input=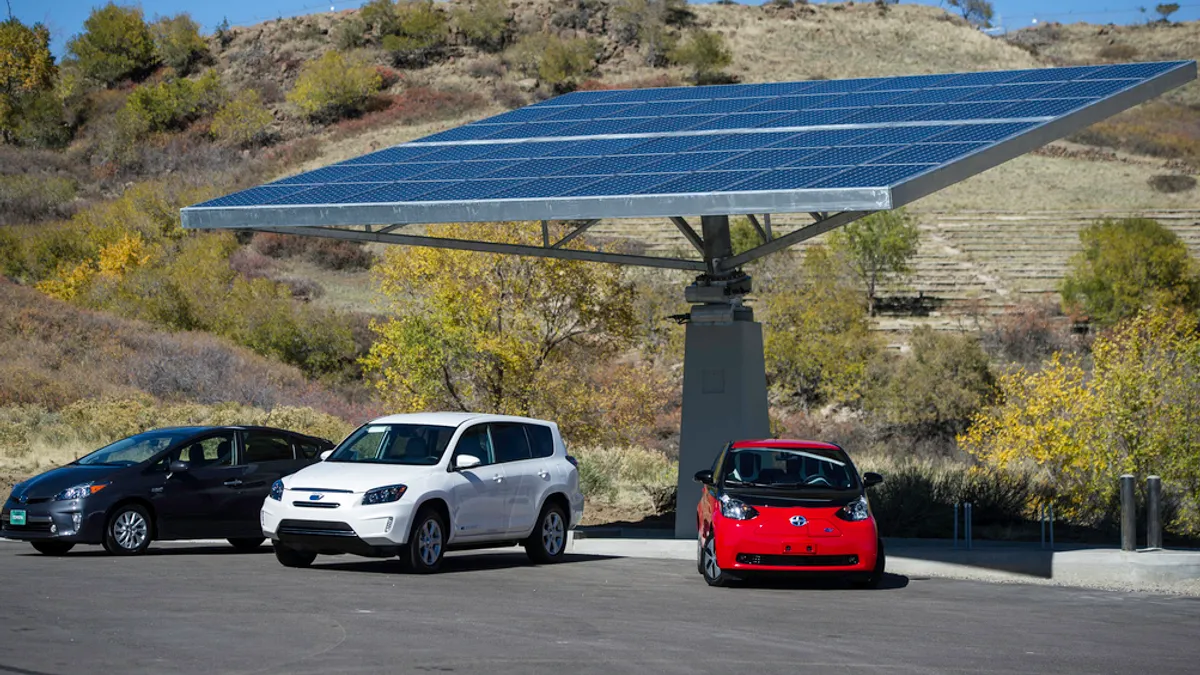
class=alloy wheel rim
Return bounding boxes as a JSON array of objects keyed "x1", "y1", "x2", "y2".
[
  {"x1": 418, "y1": 519, "x2": 442, "y2": 566},
  {"x1": 542, "y1": 512, "x2": 565, "y2": 555},
  {"x1": 114, "y1": 511, "x2": 147, "y2": 550},
  {"x1": 703, "y1": 536, "x2": 719, "y2": 580}
]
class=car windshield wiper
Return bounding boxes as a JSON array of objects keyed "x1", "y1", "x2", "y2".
[
  {"x1": 723, "y1": 479, "x2": 774, "y2": 488},
  {"x1": 770, "y1": 482, "x2": 852, "y2": 489}
]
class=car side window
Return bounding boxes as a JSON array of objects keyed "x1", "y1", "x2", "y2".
[
  {"x1": 294, "y1": 438, "x2": 326, "y2": 459},
  {"x1": 525, "y1": 424, "x2": 555, "y2": 459},
  {"x1": 490, "y1": 423, "x2": 532, "y2": 463},
  {"x1": 243, "y1": 431, "x2": 294, "y2": 463},
  {"x1": 454, "y1": 425, "x2": 494, "y2": 466},
  {"x1": 171, "y1": 433, "x2": 234, "y2": 469}
]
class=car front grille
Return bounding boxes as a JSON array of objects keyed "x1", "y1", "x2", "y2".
[
  {"x1": 292, "y1": 501, "x2": 340, "y2": 509},
  {"x1": 2, "y1": 521, "x2": 53, "y2": 533},
  {"x1": 736, "y1": 553, "x2": 859, "y2": 567},
  {"x1": 278, "y1": 519, "x2": 357, "y2": 537}
]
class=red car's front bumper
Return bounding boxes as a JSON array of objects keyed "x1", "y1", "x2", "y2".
[{"x1": 713, "y1": 506, "x2": 879, "y2": 574}]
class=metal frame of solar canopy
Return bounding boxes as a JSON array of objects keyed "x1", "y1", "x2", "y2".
[{"x1": 181, "y1": 60, "x2": 1196, "y2": 275}]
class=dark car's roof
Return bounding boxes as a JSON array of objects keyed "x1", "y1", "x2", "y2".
[
  {"x1": 730, "y1": 439, "x2": 843, "y2": 452},
  {"x1": 143, "y1": 426, "x2": 330, "y2": 441}
]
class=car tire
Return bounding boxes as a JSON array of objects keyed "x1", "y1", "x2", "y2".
[
  {"x1": 852, "y1": 538, "x2": 886, "y2": 589},
  {"x1": 402, "y1": 506, "x2": 446, "y2": 574},
  {"x1": 228, "y1": 537, "x2": 266, "y2": 552},
  {"x1": 700, "y1": 532, "x2": 735, "y2": 587},
  {"x1": 31, "y1": 541, "x2": 75, "y2": 556},
  {"x1": 103, "y1": 504, "x2": 153, "y2": 556},
  {"x1": 273, "y1": 542, "x2": 317, "y2": 568},
  {"x1": 525, "y1": 502, "x2": 568, "y2": 565}
]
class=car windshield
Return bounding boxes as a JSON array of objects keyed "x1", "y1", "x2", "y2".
[
  {"x1": 721, "y1": 447, "x2": 858, "y2": 490},
  {"x1": 326, "y1": 424, "x2": 455, "y2": 465},
  {"x1": 75, "y1": 429, "x2": 201, "y2": 467}
]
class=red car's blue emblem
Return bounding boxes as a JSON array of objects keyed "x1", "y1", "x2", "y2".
[{"x1": 789, "y1": 515, "x2": 807, "y2": 527}]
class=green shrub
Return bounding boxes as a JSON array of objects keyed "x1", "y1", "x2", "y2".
[
  {"x1": 1060, "y1": 218, "x2": 1200, "y2": 326},
  {"x1": 332, "y1": 16, "x2": 368, "y2": 50},
  {"x1": 360, "y1": 0, "x2": 402, "y2": 37},
  {"x1": 287, "y1": 51, "x2": 382, "y2": 123},
  {"x1": 452, "y1": 0, "x2": 509, "y2": 51},
  {"x1": 380, "y1": 1, "x2": 449, "y2": 67},
  {"x1": 150, "y1": 14, "x2": 209, "y2": 75},
  {"x1": 66, "y1": 3, "x2": 159, "y2": 86},
  {"x1": 0, "y1": 175, "x2": 77, "y2": 225},
  {"x1": 210, "y1": 89, "x2": 274, "y2": 147},
  {"x1": 118, "y1": 70, "x2": 225, "y2": 138},
  {"x1": 0, "y1": 17, "x2": 57, "y2": 144},
  {"x1": 506, "y1": 34, "x2": 596, "y2": 93},
  {"x1": 668, "y1": 29, "x2": 732, "y2": 84},
  {"x1": 11, "y1": 90, "x2": 72, "y2": 149}
]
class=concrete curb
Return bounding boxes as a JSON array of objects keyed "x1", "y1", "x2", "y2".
[{"x1": 567, "y1": 534, "x2": 1200, "y2": 595}]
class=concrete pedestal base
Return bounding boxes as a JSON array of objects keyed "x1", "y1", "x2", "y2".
[{"x1": 674, "y1": 319, "x2": 771, "y2": 538}]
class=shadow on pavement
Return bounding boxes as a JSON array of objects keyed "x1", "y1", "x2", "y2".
[
  {"x1": 18, "y1": 544, "x2": 273, "y2": 558},
  {"x1": 317, "y1": 551, "x2": 618, "y2": 575},
  {"x1": 736, "y1": 572, "x2": 910, "y2": 592}
]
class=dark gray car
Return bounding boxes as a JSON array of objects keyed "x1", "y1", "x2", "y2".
[{"x1": 1, "y1": 426, "x2": 332, "y2": 556}]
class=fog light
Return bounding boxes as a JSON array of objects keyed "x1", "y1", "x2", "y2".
[
  {"x1": 49, "y1": 524, "x2": 57, "y2": 534},
  {"x1": 72, "y1": 513, "x2": 82, "y2": 530},
  {"x1": 384, "y1": 517, "x2": 394, "y2": 533},
  {"x1": 849, "y1": 555, "x2": 858, "y2": 565}
]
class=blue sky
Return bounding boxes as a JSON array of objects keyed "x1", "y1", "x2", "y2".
[{"x1": 12, "y1": 0, "x2": 1200, "y2": 58}]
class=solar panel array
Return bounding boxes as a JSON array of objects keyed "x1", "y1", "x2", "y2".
[{"x1": 184, "y1": 61, "x2": 1194, "y2": 226}]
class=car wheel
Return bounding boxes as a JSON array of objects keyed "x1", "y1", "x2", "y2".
[
  {"x1": 402, "y1": 507, "x2": 446, "y2": 574},
  {"x1": 700, "y1": 532, "x2": 735, "y2": 587},
  {"x1": 103, "y1": 504, "x2": 152, "y2": 555},
  {"x1": 273, "y1": 542, "x2": 317, "y2": 568},
  {"x1": 31, "y1": 541, "x2": 74, "y2": 556},
  {"x1": 228, "y1": 537, "x2": 266, "y2": 552},
  {"x1": 852, "y1": 538, "x2": 886, "y2": 589},
  {"x1": 525, "y1": 502, "x2": 567, "y2": 564}
]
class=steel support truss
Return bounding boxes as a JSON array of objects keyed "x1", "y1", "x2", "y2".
[{"x1": 242, "y1": 211, "x2": 872, "y2": 272}]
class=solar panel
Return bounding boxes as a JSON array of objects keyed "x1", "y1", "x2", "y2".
[{"x1": 183, "y1": 61, "x2": 1195, "y2": 229}]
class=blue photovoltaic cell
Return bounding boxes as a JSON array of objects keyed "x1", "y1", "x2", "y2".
[
  {"x1": 543, "y1": 138, "x2": 646, "y2": 157},
  {"x1": 725, "y1": 167, "x2": 832, "y2": 192},
  {"x1": 186, "y1": 62, "x2": 1193, "y2": 217},
  {"x1": 271, "y1": 165, "x2": 379, "y2": 186},
  {"x1": 195, "y1": 185, "x2": 307, "y2": 208},
  {"x1": 336, "y1": 145, "x2": 438, "y2": 166},
  {"x1": 631, "y1": 151, "x2": 746, "y2": 174},
  {"x1": 810, "y1": 163, "x2": 934, "y2": 188},
  {"x1": 646, "y1": 171, "x2": 758, "y2": 195},
  {"x1": 554, "y1": 155, "x2": 661, "y2": 176},
  {"x1": 414, "y1": 160, "x2": 518, "y2": 181},
  {"x1": 562, "y1": 173, "x2": 679, "y2": 196},
  {"x1": 922, "y1": 122, "x2": 1036, "y2": 143},
  {"x1": 707, "y1": 148, "x2": 818, "y2": 171},
  {"x1": 798, "y1": 145, "x2": 903, "y2": 167},
  {"x1": 874, "y1": 142, "x2": 986, "y2": 165},
  {"x1": 415, "y1": 179, "x2": 524, "y2": 202},
  {"x1": 489, "y1": 176, "x2": 605, "y2": 200},
  {"x1": 267, "y1": 183, "x2": 379, "y2": 205}
]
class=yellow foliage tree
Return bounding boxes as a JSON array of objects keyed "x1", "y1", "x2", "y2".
[
  {"x1": 961, "y1": 308, "x2": 1200, "y2": 533},
  {"x1": 287, "y1": 51, "x2": 381, "y2": 123},
  {"x1": 0, "y1": 18, "x2": 57, "y2": 143},
  {"x1": 362, "y1": 222, "x2": 665, "y2": 444}
]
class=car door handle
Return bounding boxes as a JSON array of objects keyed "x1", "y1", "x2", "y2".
[
  {"x1": 537, "y1": 469, "x2": 550, "y2": 479},
  {"x1": 492, "y1": 475, "x2": 503, "y2": 483},
  {"x1": 223, "y1": 479, "x2": 243, "y2": 487}
]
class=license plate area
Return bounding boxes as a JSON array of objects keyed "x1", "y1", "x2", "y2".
[
  {"x1": 783, "y1": 542, "x2": 817, "y2": 555},
  {"x1": 10, "y1": 509, "x2": 26, "y2": 526}
]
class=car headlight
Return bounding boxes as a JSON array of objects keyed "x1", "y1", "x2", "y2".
[
  {"x1": 838, "y1": 495, "x2": 871, "y2": 522},
  {"x1": 54, "y1": 482, "x2": 107, "y2": 501},
  {"x1": 362, "y1": 484, "x2": 407, "y2": 505},
  {"x1": 719, "y1": 495, "x2": 758, "y2": 521},
  {"x1": 269, "y1": 480, "x2": 284, "y2": 502}
]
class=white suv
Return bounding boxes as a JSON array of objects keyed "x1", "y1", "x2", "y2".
[{"x1": 261, "y1": 412, "x2": 584, "y2": 572}]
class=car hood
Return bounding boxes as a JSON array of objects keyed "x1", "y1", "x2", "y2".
[
  {"x1": 283, "y1": 461, "x2": 440, "y2": 493},
  {"x1": 11, "y1": 464, "x2": 123, "y2": 500}
]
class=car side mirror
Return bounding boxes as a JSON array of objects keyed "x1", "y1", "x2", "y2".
[
  {"x1": 168, "y1": 460, "x2": 190, "y2": 475},
  {"x1": 863, "y1": 472, "x2": 884, "y2": 488},
  {"x1": 454, "y1": 454, "x2": 482, "y2": 470},
  {"x1": 693, "y1": 469, "x2": 713, "y2": 485},
  {"x1": 319, "y1": 449, "x2": 333, "y2": 461}
]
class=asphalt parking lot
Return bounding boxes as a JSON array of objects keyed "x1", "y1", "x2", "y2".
[{"x1": 1, "y1": 540, "x2": 1198, "y2": 675}]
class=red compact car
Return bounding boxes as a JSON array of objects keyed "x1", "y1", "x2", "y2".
[{"x1": 694, "y1": 439, "x2": 885, "y2": 588}]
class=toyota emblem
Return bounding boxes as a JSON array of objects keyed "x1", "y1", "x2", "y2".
[
  {"x1": 789, "y1": 515, "x2": 807, "y2": 527},
  {"x1": 308, "y1": 493, "x2": 324, "y2": 501}
]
